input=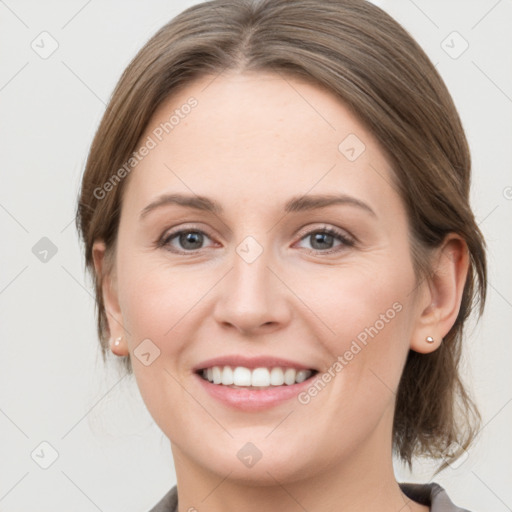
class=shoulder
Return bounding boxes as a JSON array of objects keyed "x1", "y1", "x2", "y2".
[
  {"x1": 399, "y1": 481, "x2": 475, "y2": 512},
  {"x1": 146, "y1": 485, "x2": 178, "y2": 512}
]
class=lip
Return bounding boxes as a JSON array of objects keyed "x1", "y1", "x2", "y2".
[
  {"x1": 194, "y1": 371, "x2": 319, "y2": 411},
  {"x1": 192, "y1": 355, "x2": 316, "y2": 372}
]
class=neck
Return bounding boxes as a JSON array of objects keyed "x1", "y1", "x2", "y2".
[{"x1": 170, "y1": 407, "x2": 428, "y2": 512}]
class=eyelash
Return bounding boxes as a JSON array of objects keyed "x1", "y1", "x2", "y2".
[{"x1": 156, "y1": 225, "x2": 355, "y2": 255}]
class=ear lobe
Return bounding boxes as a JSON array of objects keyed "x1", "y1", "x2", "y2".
[
  {"x1": 92, "y1": 240, "x2": 128, "y2": 356},
  {"x1": 410, "y1": 235, "x2": 469, "y2": 354}
]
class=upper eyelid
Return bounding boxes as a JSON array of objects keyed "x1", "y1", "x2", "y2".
[
  {"x1": 160, "y1": 223, "x2": 351, "y2": 238},
  {"x1": 295, "y1": 224, "x2": 354, "y2": 242},
  {"x1": 160, "y1": 224, "x2": 216, "y2": 242}
]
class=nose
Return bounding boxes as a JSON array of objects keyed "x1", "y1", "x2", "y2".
[{"x1": 212, "y1": 239, "x2": 291, "y2": 336}]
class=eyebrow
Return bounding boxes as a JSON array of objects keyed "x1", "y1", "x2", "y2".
[{"x1": 139, "y1": 192, "x2": 376, "y2": 220}]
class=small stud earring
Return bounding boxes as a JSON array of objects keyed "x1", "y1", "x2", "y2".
[
  {"x1": 426, "y1": 336, "x2": 435, "y2": 344},
  {"x1": 114, "y1": 337, "x2": 122, "y2": 346}
]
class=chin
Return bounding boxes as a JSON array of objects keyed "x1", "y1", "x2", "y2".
[{"x1": 191, "y1": 438, "x2": 321, "y2": 487}]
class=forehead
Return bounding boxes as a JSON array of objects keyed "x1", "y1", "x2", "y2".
[{"x1": 123, "y1": 70, "x2": 398, "y2": 217}]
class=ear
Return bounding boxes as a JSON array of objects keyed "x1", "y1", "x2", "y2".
[
  {"x1": 92, "y1": 240, "x2": 129, "y2": 357},
  {"x1": 410, "y1": 234, "x2": 470, "y2": 354}
]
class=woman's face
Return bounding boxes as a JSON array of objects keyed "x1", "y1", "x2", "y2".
[{"x1": 98, "y1": 71, "x2": 429, "y2": 483}]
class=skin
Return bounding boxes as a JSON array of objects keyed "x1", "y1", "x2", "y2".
[{"x1": 93, "y1": 70, "x2": 469, "y2": 512}]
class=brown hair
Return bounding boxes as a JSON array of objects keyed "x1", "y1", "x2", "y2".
[{"x1": 75, "y1": 0, "x2": 487, "y2": 473}]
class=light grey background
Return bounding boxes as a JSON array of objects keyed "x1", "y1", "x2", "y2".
[{"x1": 0, "y1": 1, "x2": 511, "y2": 511}]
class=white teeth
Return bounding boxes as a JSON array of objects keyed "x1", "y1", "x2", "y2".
[
  {"x1": 212, "y1": 366, "x2": 222, "y2": 384},
  {"x1": 221, "y1": 366, "x2": 234, "y2": 385},
  {"x1": 201, "y1": 366, "x2": 314, "y2": 387},
  {"x1": 295, "y1": 369, "x2": 310, "y2": 383},
  {"x1": 233, "y1": 366, "x2": 252, "y2": 386},
  {"x1": 269, "y1": 367, "x2": 284, "y2": 386},
  {"x1": 283, "y1": 368, "x2": 296, "y2": 385},
  {"x1": 251, "y1": 368, "x2": 270, "y2": 387}
]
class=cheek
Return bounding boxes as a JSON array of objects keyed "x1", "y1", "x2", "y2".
[
  {"x1": 116, "y1": 253, "x2": 211, "y2": 349},
  {"x1": 309, "y1": 257, "x2": 414, "y2": 383},
  {"x1": 116, "y1": 259, "x2": 198, "y2": 431},
  {"x1": 321, "y1": 266, "x2": 409, "y2": 336},
  {"x1": 298, "y1": 275, "x2": 412, "y2": 442},
  {"x1": 119, "y1": 276, "x2": 173, "y2": 347}
]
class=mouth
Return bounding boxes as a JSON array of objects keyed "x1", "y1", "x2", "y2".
[
  {"x1": 195, "y1": 365, "x2": 319, "y2": 389},
  {"x1": 192, "y1": 356, "x2": 322, "y2": 411}
]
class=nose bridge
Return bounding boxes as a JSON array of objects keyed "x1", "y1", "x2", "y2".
[
  {"x1": 234, "y1": 234, "x2": 272, "y2": 295},
  {"x1": 213, "y1": 232, "x2": 288, "y2": 333}
]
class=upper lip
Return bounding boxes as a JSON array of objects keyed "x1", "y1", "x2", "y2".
[{"x1": 193, "y1": 355, "x2": 317, "y2": 372}]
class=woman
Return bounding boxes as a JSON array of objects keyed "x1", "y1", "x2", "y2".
[{"x1": 75, "y1": 0, "x2": 487, "y2": 510}]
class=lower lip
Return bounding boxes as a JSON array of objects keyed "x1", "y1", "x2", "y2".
[{"x1": 194, "y1": 372, "x2": 317, "y2": 411}]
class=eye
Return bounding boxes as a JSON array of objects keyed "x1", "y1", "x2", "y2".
[
  {"x1": 294, "y1": 226, "x2": 355, "y2": 254},
  {"x1": 157, "y1": 225, "x2": 355, "y2": 255},
  {"x1": 158, "y1": 228, "x2": 216, "y2": 253}
]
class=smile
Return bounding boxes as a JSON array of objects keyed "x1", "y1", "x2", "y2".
[{"x1": 198, "y1": 365, "x2": 317, "y2": 388}]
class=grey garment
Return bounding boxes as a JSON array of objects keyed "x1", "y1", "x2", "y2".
[
  {"x1": 147, "y1": 482, "x2": 473, "y2": 512},
  {"x1": 400, "y1": 483, "x2": 473, "y2": 512}
]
